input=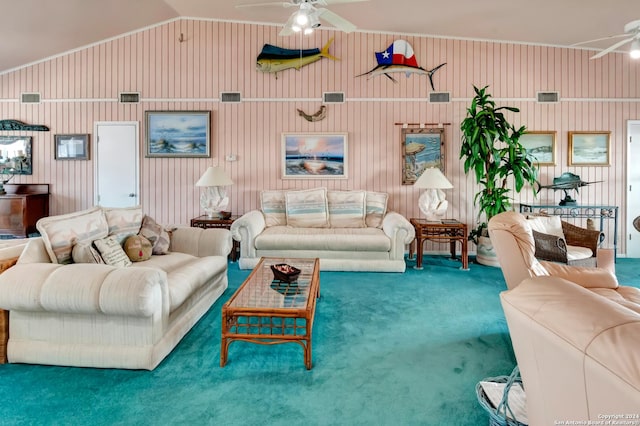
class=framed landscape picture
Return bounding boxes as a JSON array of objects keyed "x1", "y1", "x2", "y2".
[
  {"x1": 54, "y1": 134, "x2": 89, "y2": 160},
  {"x1": 520, "y1": 131, "x2": 556, "y2": 166},
  {"x1": 401, "y1": 127, "x2": 444, "y2": 185},
  {"x1": 282, "y1": 133, "x2": 348, "y2": 179},
  {"x1": 145, "y1": 111, "x2": 211, "y2": 158},
  {"x1": 568, "y1": 131, "x2": 611, "y2": 166}
]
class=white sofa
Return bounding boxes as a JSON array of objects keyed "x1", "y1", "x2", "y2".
[
  {"x1": 0, "y1": 206, "x2": 231, "y2": 370},
  {"x1": 489, "y1": 212, "x2": 640, "y2": 424},
  {"x1": 231, "y1": 188, "x2": 415, "y2": 272}
]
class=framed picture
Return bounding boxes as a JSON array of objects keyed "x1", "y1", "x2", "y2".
[
  {"x1": 568, "y1": 131, "x2": 611, "y2": 166},
  {"x1": 401, "y1": 127, "x2": 444, "y2": 185},
  {"x1": 145, "y1": 111, "x2": 211, "y2": 158},
  {"x1": 282, "y1": 133, "x2": 348, "y2": 179},
  {"x1": 520, "y1": 131, "x2": 556, "y2": 166},
  {"x1": 54, "y1": 134, "x2": 89, "y2": 160}
]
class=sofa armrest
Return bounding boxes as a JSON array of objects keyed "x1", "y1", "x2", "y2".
[
  {"x1": 0, "y1": 263, "x2": 168, "y2": 318},
  {"x1": 382, "y1": 211, "x2": 415, "y2": 260},
  {"x1": 230, "y1": 210, "x2": 266, "y2": 259},
  {"x1": 170, "y1": 227, "x2": 232, "y2": 257},
  {"x1": 540, "y1": 260, "x2": 619, "y2": 289}
]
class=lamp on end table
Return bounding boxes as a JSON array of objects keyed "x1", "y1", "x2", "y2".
[
  {"x1": 196, "y1": 166, "x2": 233, "y2": 218},
  {"x1": 413, "y1": 167, "x2": 453, "y2": 221}
]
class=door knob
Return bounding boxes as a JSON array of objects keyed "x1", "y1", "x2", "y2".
[{"x1": 129, "y1": 193, "x2": 136, "y2": 197}]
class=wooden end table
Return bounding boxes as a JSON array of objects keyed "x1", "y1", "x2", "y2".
[
  {"x1": 190, "y1": 215, "x2": 240, "y2": 262},
  {"x1": 410, "y1": 218, "x2": 469, "y2": 271}
]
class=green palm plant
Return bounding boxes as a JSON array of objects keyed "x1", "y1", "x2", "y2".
[{"x1": 459, "y1": 85, "x2": 538, "y2": 242}]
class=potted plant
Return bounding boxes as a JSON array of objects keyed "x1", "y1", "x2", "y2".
[{"x1": 459, "y1": 85, "x2": 538, "y2": 266}]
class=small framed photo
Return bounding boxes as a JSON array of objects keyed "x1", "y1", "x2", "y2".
[
  {"x1": 401, "y1": 127, "x2": 444, "y2": 185},
  {"x1": 282, "y1": 133, "x2": 348, "y2": 179},
  {"x1": 55, "y1": 134, "x2": 89, "y2": 160},
  {"x1": 145, "y1": 110, "x2": 211, "y2": 158},
  {"x1": 568, "y1": 131, "x2": 611, "y2": 166},
  {"x1": 520, "y1": 131, "x2": 556, "y2": 166}
]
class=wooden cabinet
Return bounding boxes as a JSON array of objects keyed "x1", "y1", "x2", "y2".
[{"x1": 0, "y1": 184, "x2": 49, "y2": 238}]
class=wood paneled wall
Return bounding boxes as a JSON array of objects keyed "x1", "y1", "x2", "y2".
[{"x1": 0, "y1": 18, "x2": 638, "y2": 253}]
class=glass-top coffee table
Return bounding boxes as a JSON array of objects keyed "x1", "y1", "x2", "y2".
[{"x1": 220, "y1": 257, "x2": 320, "y2": 370}]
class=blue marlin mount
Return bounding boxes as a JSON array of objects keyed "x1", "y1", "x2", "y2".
[
  {"x1": 256, "y1": 38, "x2": 338, "y2": 79},
  {"x1": 357, "y1": 39, "x2": 446, "y2": 90}
]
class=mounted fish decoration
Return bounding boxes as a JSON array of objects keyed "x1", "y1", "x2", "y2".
[
  {"x1": 297, "y1": 106, "x2": 327, "y2": 122},
  {"x1": 357, "y1": 39, "x2": 446, "y2": 90},
  {"x1": 257, "y1": 38, "x2": 338, "y2": 79}
]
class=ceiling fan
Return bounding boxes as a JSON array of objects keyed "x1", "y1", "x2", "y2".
[
  {"x1": 236, "y1": 0, "x2": 369, "y2": 36},
  {"x1": 573, "y1": 19, "x2": 640, "y2": 60}
]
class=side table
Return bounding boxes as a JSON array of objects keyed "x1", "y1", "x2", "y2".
[
  {"x1": 410, "y1": 218, "x2": 469, "y2": 270},
  {"x1": 190, "y1": 215, "x2": 240, "y2": 262}
]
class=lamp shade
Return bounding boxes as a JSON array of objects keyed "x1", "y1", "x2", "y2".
[
  {"x1": 196, "y1": 166, "x2": 233, "y2": 187},
  {"x1": 413, "y1": 168, "x2": 453, "y2": 189}
]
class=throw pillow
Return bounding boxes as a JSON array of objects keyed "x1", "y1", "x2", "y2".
[
  {"x1": 526, "y1": 215, "x2": 564, "y2": 239},
  {"x1": 123, "y1": 235, "x2": 152, "y2": 262},
  {"x1": 36, "y1": 206, "x2": 109, "y2": 264},
  {"x1": 327, "y1": 190, "x2": 366, "y2": 228},
  {"x1": 260, "y1": 190, "x2": 286, "y2": 227},
  {"x1": 285, "y1": 187, "x2": 329, "y2": 228},
  {"x1": 72, "y1": 242, "x2": 105, "y2": 264},
  {"x1": 92, "y1": 236, "x2": 132, "y2": 267},
  {"x1": 139, "y1": 215, "x2": 170, "y2": 255},
  {"x1": 365, "y1": 191, "x2": 388, "y2": 228},
  {"x1": 102, "y1": 206, "x2": 144, "y2": 244}
]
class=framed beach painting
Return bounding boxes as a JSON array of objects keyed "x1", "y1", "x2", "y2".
[
  {"x1": 282, "y1": 133, "x2": 348, "y2": 179},
  {"x1": 0, "y1": 136, "x2": 32, "y2": 174},
  {"x1": 401, "y1": 127, "x2": 444, "y2": 185},
  {"x1": 520, "y1": 131, "x2": 556, "y2": 166},
  {"x1": 568, "y1": 131, "x2": 611, "y2": 166},
  {"x1": 145, "y1": 111, "x2": 211, "y2": 158},
  {"x1": 54, "y1": 134, "x2": 89, "y2": 160}
]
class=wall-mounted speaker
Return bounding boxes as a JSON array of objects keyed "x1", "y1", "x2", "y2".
[
  {"x1": 429, "y1": 92, "x2": 450, "y2": 103},
  {"x1": 536, "y1": 91, "x2": 560, "y2": 103},
  {"x1": 323, "y1": 92, "x2": 345, "y2": 104},
  {"x1": 220, "y1": 92, "x2": 242, "y2": 103},
  {"x1": 119, "y1": 92, "x2": 140, "y2": 103},
  {"x1": 20, "y1": 93, "x2": 41, "y2": 104}
]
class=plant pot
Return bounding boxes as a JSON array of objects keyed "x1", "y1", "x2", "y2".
[{"x1": 475, "y1": 235, "x2": 501, "y2": 267}]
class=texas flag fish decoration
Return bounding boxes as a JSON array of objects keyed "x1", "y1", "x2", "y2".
[{"x1": 357, "y1": 39, "x2": 446, "y2": 90}]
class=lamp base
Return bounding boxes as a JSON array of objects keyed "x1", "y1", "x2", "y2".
[{"x1": 418, "y1": 189, "x2": 448, "y2": 220}]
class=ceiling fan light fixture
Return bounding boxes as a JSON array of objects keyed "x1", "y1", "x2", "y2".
[
  {"x1": 630, "y1": 40, "x2": 640, "y2": 59},
  {"x1": 303, "y1": 27, "x2": 314, "y2": 35},
  {"x1": 294, "y1": 10, "x2": 309, "y2": 26}
]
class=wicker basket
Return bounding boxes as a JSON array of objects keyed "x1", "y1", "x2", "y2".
[{"x1": 476, "y1": 366, "x2": 527, "y2": 426}]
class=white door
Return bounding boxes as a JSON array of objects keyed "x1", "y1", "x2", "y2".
[
  {"x1": 94, "y1": 121, "x2": 139, "y2": 208},
  {"x1": 627, "y1": 120, "x2": 640, "y2": 257}
]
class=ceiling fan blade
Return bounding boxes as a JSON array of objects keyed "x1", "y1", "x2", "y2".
[
  {"x1": 317, "y1": 8, "x2": 356, "y2": 33},
  {"x1": 571, "y1": 33, "x2": 628, "y2": 47},
  {"x1": 236, "y1": 1, "x2": 294, "y2": 8},
  {"x1": 590, "y1": 36, "x2": 635, "y2": 59},
  {"x1": 279, "y1": 13, "x2": 297, "y2": 36},
  {"x1": 324, "y1": 0, "x2": 370, "y2": 4}
]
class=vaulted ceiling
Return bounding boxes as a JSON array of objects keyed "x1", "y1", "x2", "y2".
[{"x1": 2, "y1": 0, "x2": 640, "y2": 74}]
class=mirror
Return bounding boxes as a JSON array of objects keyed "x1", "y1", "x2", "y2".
[{"x1": 0, "y1": 136, "x2": 32, "y2": 175}]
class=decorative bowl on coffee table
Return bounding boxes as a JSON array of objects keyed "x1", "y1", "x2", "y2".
[{"x1": 271, "y1": 264, "x2": 301, "y2": 282}]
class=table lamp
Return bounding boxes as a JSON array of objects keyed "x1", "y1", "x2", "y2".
[
  {"x1": 196, "y1": 166, "x2": 233, "y2": 218},
  {"x1": 413, "y1": 167, "x2": 453, "y2": 221}
]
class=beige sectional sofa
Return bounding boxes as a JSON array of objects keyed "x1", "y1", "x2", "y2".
[
  {"x1": 0, "y1": 206, "x2": 231, "y2": 370},
  {"x1": 230, "y1": 188, "x2": 415, "y2": 272}
]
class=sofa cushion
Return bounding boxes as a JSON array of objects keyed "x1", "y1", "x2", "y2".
[
  {"x1": 285, "y1": 188, "x2": 329, "y2": 228},
  {"x1": 254, "y1": 226, "x2": 391, "y2": 251},
  {"x1": 260, "y1": 190, "x2": 286, "y2": 227},
  {"x1": 139, "y1": 215, "x2": 170, "y2": 255},
  {"x1": 328, "y1": 190, "x2": 366, "y2": 228},
  {"x1": 36, "y1": 207, "x2": 110, "y2": 264},
  {"x1": 124, "y1": 235, "x2": 153, "y2": 262},
  {"x1": 365, "y1": 191, "x2": 388, "y2": 228},
  {"x1": 103, "y1": 206, "x2": 144, "y2": 244},
  {"x1": 93, "y1": 236, "x2": 132, "y2": 267}
]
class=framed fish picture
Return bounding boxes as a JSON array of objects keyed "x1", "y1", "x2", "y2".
[
  {"x1": 282, "y1": 133, "x2": 348, "y2": 179},
  {"x1": 401, "y1": 127, "x2": 445, "y2": 185},
  {"x1": 145, "y1": 111, "x2": 211, "y2": 158}
]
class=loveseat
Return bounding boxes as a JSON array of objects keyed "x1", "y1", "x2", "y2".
[
  {"x1": 230, "y1": 188, "x2": 415, "y2": 272},
  {"x1": 489, "y1": 212, "x2": 640, "y2": 424},
  {"x1": 0, "y1": 206, "x2": 232, "y2": 370}
]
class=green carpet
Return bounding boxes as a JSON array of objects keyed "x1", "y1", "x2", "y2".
[{"x1": 1, "y1": 256, "x2": 639, "y2": 426}]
